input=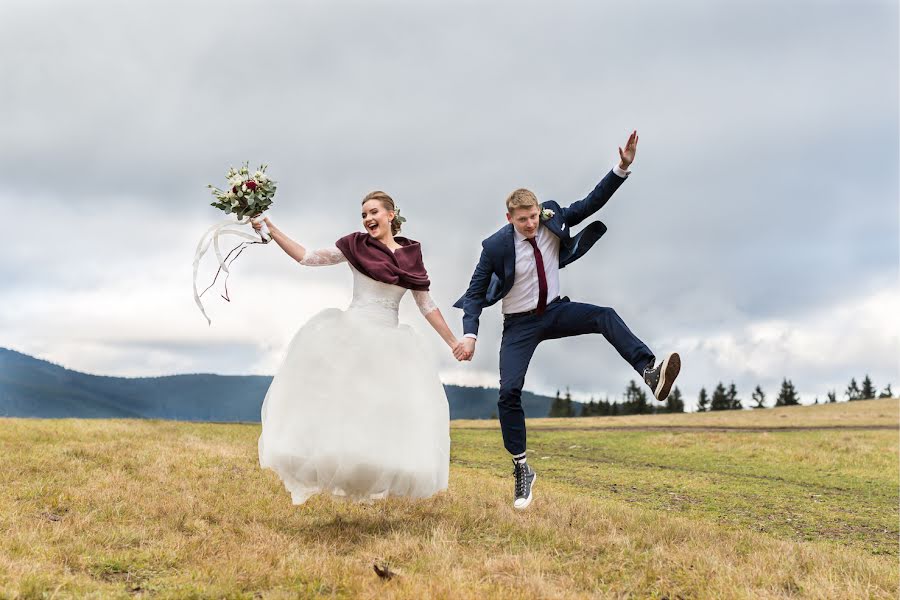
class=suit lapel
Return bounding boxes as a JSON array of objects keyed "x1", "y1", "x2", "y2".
[
  {"x1": 541, "y1": 217, "x2": 566, "y2": 239},
  {"x1": 503, "y1": 224, "x2": 516, "y2": 282}
]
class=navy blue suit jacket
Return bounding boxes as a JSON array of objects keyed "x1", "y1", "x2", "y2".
[{"x1": 453, "y1": 169, "x2": 627, "y2": 336}]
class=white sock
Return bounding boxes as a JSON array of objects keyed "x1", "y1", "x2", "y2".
[{"x1": 513, "y1": 452, "x2": 527, "y2": 464}]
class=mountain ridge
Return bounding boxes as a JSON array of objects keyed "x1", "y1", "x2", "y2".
[{"x1": 0, "y1": 347, "x2": 564, "y2": 421}]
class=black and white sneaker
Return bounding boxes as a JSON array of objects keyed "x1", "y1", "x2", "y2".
[
  {"x1": 513, "y1": 460, "x2": 536, "y2": 510},
  {"x1": 643, "y1": 352, "x2": 681, "y2": 401}
]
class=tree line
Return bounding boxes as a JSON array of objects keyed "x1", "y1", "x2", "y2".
[
  {"x1": 548, "y1": 381, "x2": 685, "y2": 417},
  {"x1": 547, "y1": 374, "x2": 893, "y2": 417}
]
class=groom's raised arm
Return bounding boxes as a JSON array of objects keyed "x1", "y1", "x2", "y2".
[
  {"x1": 561, "y1": 130, "x2": 638, "y2": 228},
  {"x1": 453, "y1": 249, "x2": 494, "y2": 338},
  {"x1": 560, "y1": 169, "x2": 628, "y2": 228}
]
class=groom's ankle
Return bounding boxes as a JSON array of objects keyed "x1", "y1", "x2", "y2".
[{"x1": 512, "y1": 451, "x2": 527, "y2": 464}]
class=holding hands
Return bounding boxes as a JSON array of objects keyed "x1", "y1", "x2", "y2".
[{"x1": 452, "y1": 337, "x2": 475, "y2": 362}]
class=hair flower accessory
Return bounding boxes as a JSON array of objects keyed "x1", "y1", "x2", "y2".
[{"x1": 393, "y1": 207, "x2": 407, "y2": 226}]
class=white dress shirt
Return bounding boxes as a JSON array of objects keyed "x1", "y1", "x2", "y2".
[
  {"x1": 464, "y1": 165, "x2": 629, "y2": 339},
  {"x1": 502, "y1": 223, "x2": 561, "y2": 315}
]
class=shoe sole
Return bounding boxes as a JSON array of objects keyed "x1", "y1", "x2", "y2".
[
  {"x1": 654, "y1": 352, "x2": 681, "y2": 401},
  {"x1": 514, "y1": 472, "x2": 536, "y2": 510}
]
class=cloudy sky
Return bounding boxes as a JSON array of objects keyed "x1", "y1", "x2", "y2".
[{"x1": 2, "y1": 0, "x2": 897, "y2": 409}]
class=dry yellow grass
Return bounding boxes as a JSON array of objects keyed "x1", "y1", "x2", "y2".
[{"x1": 1, "y1": 400, "x2": 897, "y2": 598}]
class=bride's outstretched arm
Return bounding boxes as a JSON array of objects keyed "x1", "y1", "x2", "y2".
[
  {"x1": 413, "y1": 291, "x2": 460, "y2": 351},
  {"x1": 254, "y1": 217, "x2": 311, "y2": 263}
]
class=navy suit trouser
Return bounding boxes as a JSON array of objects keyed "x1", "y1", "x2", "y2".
[{"x1": 497, "y1": 297, "x2": 655, "y2": 456}]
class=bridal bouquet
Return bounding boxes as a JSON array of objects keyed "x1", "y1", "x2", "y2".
[
  {"x1": 193, "y1": 162, "x2": 277, "y2": 325},
  {"x1": 208, "y1": 162, "x2": 277, "y2": 237}
]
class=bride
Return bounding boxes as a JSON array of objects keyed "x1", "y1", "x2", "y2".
[{"x1": 252, "y1": 191, "x2": 459, "y2": 505}]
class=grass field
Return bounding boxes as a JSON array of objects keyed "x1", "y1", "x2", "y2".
[{"x1": 1, "y1": 399, "x2": 897, "y2": 599}]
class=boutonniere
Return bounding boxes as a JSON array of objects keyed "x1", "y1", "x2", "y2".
[{"x1": 540, "y1": 208, "x2": 555, "y2": 221}]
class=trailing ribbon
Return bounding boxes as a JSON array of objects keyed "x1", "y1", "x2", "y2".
[{"x1": 192, "y1": 215, "x2": 267, "y2": 325}]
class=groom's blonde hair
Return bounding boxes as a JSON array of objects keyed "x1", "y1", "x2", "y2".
[{"x1": 505, "y1": 188, "x2": 539, "y2": 213}]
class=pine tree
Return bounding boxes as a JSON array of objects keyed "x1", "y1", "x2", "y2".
[
  {"x1": 827, "y1": 390, "x2": 837, "y2": 403},
  {"x1": 579, "y1": 399, "x2": 593, "y2": 417},
  {"x1": 697, "y1": 387, "x2": 709, "y2": 412},
  {"x1": 845, "y1": 378, "x2": 861, "y2": 401},
  {"x1": 599, "y1": 396, "x2": 612, "y2": 416},
  {"x1": 622, "y1": 380, "x2": 650, "y2": 414},
  {"x1": 860, "y1": 375, "x2": 876, "y2": 400},
  {"x1": 879, "y1": 384, "x2": 893, "y2": 398},
  {"x1": 751, "y1": 385, "x2": 766, "y2": 409},
  {"x1": 549, "y1": 387, "x2": 577, "y2": 417},
  {"x1": 637, "y1": 389, "x2": 650, "y2": 414},
  {"x1": 710, "y1": 382, "x2": 729, "y2": 411},
  {"x1": 548, "y1": 389, "x2": 566, "y2": 417},
  {"x1": 563, "y1": 388, "x2": 576, "y2": 417},
  {"x1": 666, "y1": 387, "x2": 685, "y2": 413},
  {"x1": 581, "y1": 396, "x2": 601, "y2": 417},
  {"x1": 776, "y1": 378, "x2": 800, "y2": 406},
  {"x1": 727, "y1": 382, "x2": 741, "y2": 410}
]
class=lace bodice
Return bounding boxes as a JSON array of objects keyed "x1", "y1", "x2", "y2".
[{"x1": 298, "y1": 247, "x2": 437, "y2": 317}]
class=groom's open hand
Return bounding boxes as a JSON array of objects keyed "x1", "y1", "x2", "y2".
[{"x1": 617, "y1": 130, "x2": 638, "y2": 171}]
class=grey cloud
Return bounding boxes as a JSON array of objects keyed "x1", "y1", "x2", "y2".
[{"x1": 0, "y1": 0, "x2": 896, "y2": 402}]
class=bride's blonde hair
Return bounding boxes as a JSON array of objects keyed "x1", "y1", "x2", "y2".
[{"x1": 362, "y1": 191, "x2": 403, "y2": 235}]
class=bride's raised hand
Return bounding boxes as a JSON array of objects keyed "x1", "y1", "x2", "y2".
[{"x1": 250, "y1": 216, "x2": 274, "y2": 244}]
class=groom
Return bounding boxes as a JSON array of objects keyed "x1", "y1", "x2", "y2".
[{"x1": 453, "y1": 131, "x2": 681, "y2": 510}]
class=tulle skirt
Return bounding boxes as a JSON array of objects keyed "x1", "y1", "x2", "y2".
[{"x1": 258, "y1": 306, "x2": 450, "y2": 504}]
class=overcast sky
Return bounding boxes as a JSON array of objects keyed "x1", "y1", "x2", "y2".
[{"x1": 1, "y1": 0, "x2": 897, "y2": 409}]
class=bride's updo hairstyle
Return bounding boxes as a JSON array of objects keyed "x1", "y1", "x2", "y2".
[{"x1": 362, "y1": 191, "x2": 403, "y2": 235}]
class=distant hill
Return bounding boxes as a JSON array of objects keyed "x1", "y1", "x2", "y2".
[{"x1": 0, "y1": 348, "x2": 562, "y2": 421}]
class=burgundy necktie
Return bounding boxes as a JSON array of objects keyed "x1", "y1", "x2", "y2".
[{"x1": 526, "y1": 237, "x2": 548, "y2": 314}]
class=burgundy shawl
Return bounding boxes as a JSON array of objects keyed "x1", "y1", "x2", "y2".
[{"x1": 335, "y1": 232, "x2": 431, "y2": 291}]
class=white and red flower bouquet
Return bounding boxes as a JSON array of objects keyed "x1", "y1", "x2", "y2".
[{"x1": 192, "y1": 162, "x2": 277, "y2": 324}]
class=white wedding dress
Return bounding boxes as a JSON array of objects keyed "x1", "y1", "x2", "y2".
[{"x1": 258, "y1": 247, "x2": 450, "y2": 504}]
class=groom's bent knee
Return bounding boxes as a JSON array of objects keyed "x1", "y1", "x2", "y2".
[
  {"x1": 592, "y1": 305, "x2": 616, "y2": 317},
  {"x1": 589, "y1": 305, "x2": 618, "y2": 328}
]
